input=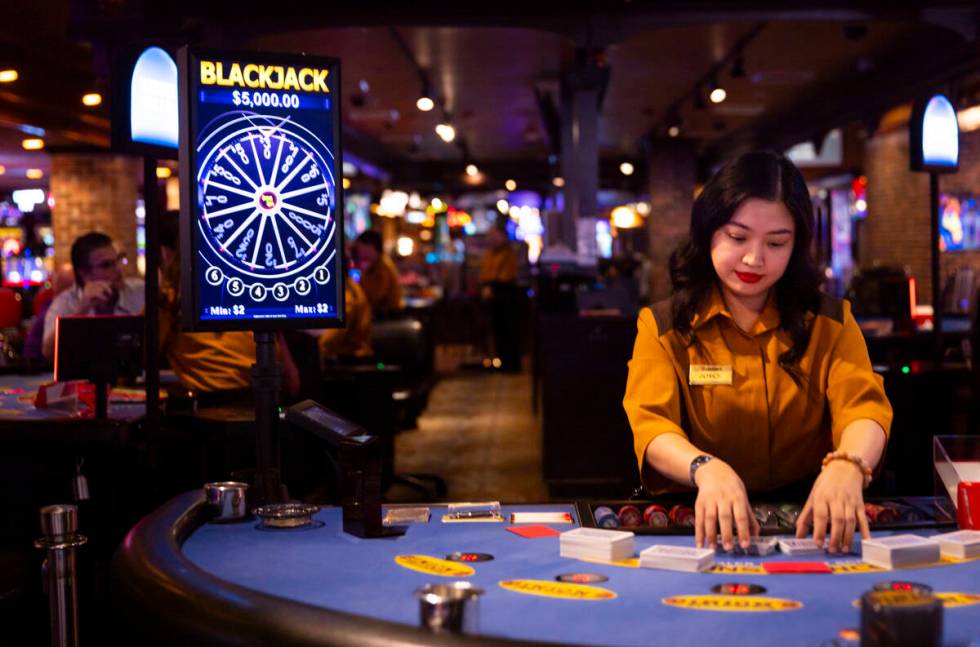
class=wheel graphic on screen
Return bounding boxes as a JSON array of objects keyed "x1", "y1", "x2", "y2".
[{"x1": 196, "y1": 112, "x2": 337, "y2": 302}]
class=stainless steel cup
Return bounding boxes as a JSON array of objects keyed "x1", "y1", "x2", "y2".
[
  {"x1": 416, "y1": 581, "x2": 483, "y2": 634},
  {"x1": 204, "y1": 481, "x2": 249, "y2": 522}
]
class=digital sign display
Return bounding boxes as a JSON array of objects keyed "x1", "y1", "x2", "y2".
[
  {"x1": 910, "y1": 93, "x2": 959, "y2": 173},
  {"x1": 178, "y1": 48, "x2": 344, "y2": 331}
]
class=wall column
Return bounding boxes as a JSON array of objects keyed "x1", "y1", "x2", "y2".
[
  {"x1": 645, "y1": 140, "x2": 696, "y2": 302},
  {"x1": 49, "y1": 153, "x2": 140, "y2": 275}
]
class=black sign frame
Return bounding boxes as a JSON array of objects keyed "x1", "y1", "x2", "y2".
[
  {"x1": 909, "y1": 93, "x2": 960, "y2": 174},
  {"x1": 111, "y1": 44, "x2": 180, "y2": 159},
  {"x1": 177, "y1": 46, "x2": 346, "y2": 332}
]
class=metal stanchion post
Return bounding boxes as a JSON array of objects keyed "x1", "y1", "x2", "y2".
[{"x1": 35, "y1": 504, "x2": 87, "y2": 647}]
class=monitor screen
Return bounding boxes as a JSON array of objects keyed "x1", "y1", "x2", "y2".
[
  {"x1": 178, "y1": 48, "x2": 345, "y2": 331},
  {"x1": 54, "y1": 315, "x2": 144, "y2": 383},
  {"x1": 940, "y1": 193, "x2": 980, "y2": 252},
  {"x1": 289, "y1": 400, "x2": 371, "y2": 445}
]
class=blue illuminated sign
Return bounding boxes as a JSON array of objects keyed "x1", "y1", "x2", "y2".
[
  {"x1": 178, "y1": 48, "x2": 344, "y2": 332},
  {"x1": 910, "y1": 93, "x2": 959, "y2": 173},
  {"x1": 130, "y1": 47, "x2": 179, "y2": 149}
]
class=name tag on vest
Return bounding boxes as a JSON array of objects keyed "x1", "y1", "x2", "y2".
[{"x1": 689, "y1": 364, "x2": 733, "y2": 386}]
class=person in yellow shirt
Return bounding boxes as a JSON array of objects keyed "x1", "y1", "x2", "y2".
[
  {"x1": 157, "y1": 211, "x2": 299, "y2": 396},
  {"x1": 353, "y1": 230, "x2": 402, "y2": 316},
  {"x1": 623, "y1": 151, "x2": 892, "y2": 556},
  {"x1": 318, "y1": 277, "x2": 373, "y2": 365},
  {"x1": 479, "y1": 226, "x2": 520, "y2": 372}
]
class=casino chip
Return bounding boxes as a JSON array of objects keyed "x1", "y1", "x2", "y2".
[
  {"x1": 445, "y1": 552, "x2": 494, "y2": 562},
  {"x1": 711, "y1": 582, "x2": 766, "y2": 596},
  {"x1": 618, "y1": 505, "x2": 642, "y2": 527},
  {"x1": 556, "y1": 573, "x2": 609, "y2": 584}
]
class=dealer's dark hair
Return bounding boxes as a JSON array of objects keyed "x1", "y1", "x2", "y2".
[
  {"x1": 668, "y1": 150, "x2": 822, "y2": 380},
  {"x1": 70, "y1": 231, "x2": 114, "y2": 287}
]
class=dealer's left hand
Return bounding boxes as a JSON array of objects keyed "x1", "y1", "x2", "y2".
[{"x1": 795, "y1": 460, "x2": 870, "y2": 554}]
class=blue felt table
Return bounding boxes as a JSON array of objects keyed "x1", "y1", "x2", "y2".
[{"x1": 183, "y1": 504, "x2": 980, "y2": 647}]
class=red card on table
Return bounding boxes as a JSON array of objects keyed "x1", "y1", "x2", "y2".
[
  {"x1": 506, "y1": 525, "x2": 561, "y2": 538},
  {"x1": 762, "y1": 561, "x2": 832, "y2": 574}
]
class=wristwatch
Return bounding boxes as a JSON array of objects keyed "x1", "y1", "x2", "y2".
[{"x1": 690, "y1": 454, "x2": 714, "y2": 487}]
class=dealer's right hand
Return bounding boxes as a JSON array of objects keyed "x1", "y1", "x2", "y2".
[{"x1": 694, "y1": 459, "x2": 760, "y2": 551}]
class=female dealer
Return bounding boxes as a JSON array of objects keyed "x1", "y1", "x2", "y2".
[{"x1": 623, "y1": 151, "x2": 892, "y2": 556}]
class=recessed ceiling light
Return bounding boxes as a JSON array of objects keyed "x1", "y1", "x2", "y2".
[
  {"x1": 435, "y1": 123, "x2": 456, "y2": 143},
  {"x1": 0, "y1": 70, "x2": 18, "y2": 83},
  {"x1": 417, "y1": 96, "x2": 434, "y2": 112},
  {"x1": 22, "y1": 138, "x2": 44, "y2": 150},
  {"x1": 82, "y1": 93, "x2": 102, "y2": 107}
]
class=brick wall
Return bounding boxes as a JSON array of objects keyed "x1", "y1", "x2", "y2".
[
  {"x1": 862, "y1": 127, "x2": 980, "y2": 304},
  {"x1": 646, "y1": 140, "x2": 695, "y2": 303},
  {"x1": 49, "y1": 154, "x2": 141, "y2": 276}
]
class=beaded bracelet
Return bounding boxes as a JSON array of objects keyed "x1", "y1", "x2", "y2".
[{"x1": 822, "y1": 450, "x2": 873, "y2": 489}]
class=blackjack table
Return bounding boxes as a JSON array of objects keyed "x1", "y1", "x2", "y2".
[{"x1": 112, "y1": 491, "x2": 980, "y2": 647}]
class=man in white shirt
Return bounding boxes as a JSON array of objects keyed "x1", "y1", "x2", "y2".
[{"x1": 42, "y1": 232, "x2": 145, "y2": 361}]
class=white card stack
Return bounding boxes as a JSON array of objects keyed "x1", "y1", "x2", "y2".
[
  {"x1": 639, "y1": 544, "x2": 715, "y2": 572},
  {"x1": 934, "y1": 530, "x2": 980, "y2": 559},
  {"x1": 777, "y1": 537, "x2": 824, "y2": 556},
  {"x1": 860, "y1": 534, "x2": 940, "y2": 569},
  {"x1": 559, "y1": 527, "x2": 634, "y2": 561}
]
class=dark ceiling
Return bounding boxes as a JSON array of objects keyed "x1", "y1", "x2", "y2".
[{"x1": 0, "y1": 1, "x2": 977, "y2": 193}]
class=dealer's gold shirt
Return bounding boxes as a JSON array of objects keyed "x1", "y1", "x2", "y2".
[{"x1": 623, "y1": 287, "x2": 892, "y2": 494}]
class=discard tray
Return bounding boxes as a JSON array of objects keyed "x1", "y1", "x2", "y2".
[{"x1": 576, "y1": 496, "x2": 956, "y2": 535}]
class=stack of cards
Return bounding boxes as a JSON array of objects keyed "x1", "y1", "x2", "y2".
[
  {"x1": 934, "y1": 530, "x2": 980, "y2": 559},
  {"x1": 723, "y1": 536, "x2": 778, "y2": 556},
  {"x1": 860, "y1": 534, "x2": 940, "y2": 569},
  {"x1": 777, "y1": 537, "x2": 824, "y2": 556},
  {"x1": 639, "y1": 545, "x2": 715, "y2": 572},
  {"x1": 559, "y1": 527, "x2": 634, "y2": 561}
]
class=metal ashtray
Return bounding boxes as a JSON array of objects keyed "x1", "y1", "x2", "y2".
[
  {"x1": 254, "y1": 503, "x2": 320, "y2": 529},
  {"x1": 204, "y1": 481, "x2": 250, "y2": 522}
]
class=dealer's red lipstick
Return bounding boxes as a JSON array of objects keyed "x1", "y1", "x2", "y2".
[{"x1": 735, "y1": 271, "x2": 763, "y2": 284}]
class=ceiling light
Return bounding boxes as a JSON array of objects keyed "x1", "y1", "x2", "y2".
[
  {"x1": 0, "y1": 165, "x2": 5, "y2": 175},
  {"x1": 416, "y1": 96, "x2": 434, "y2": 112},
  {"x1": 342, "y1": 177, "x2": 352, "y2": 190},
  {"x1": 465, "y1": 164, "x2": 478, "y2": 177},
  {"x1": 82, "y1": 93, "x2": 102, "y2": 107},
  {"x1": 26, "y1": 169, "x2": 43, "y2": 179},
  {"x1": 156, "y1": 166, "x2": 172, "y2": 179},
  {"x1": 619, "y1": 162, "x2": 634, "y2": 176},
  {"x1": 435, "y1": 123, "x2": 456, "y2": 143},
  {"x1": 0, "y1": 70, "x2": 18, "y2": 83},
  {"x1": 552, "y1": 176, "x2": 565, "y2": 188},
  {"x1": 709, "y1": 87, "x2": 727, "y2": 103},
  {"x1": 496, "y1": 199, "x2": 509, "y2": 214},
  {"x1": 668, "y1": 126, "x2": 681, "y2": 138},
  {"x1": 957, "y1": 105, "x2": 980, "y2": 133},
  {"x1": 22, "y1": 138, "x2": 44, "y2": 150},
  {"x1": 504, "y1": 179, "x2": 517, "y2": 191}
]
